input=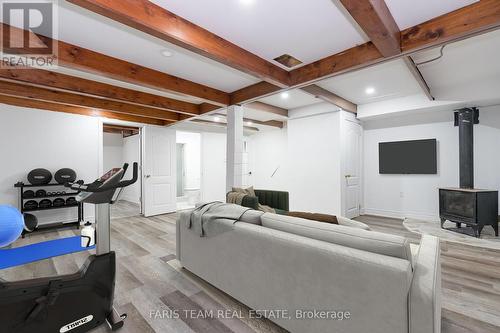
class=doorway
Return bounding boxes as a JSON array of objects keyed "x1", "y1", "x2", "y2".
[
  {"x1": 341, "y1": 113, "x2": 363, "y2": 219},
  {"x1": 102, "y1": 124, "x2": 142, "y2": 219},
  {"x1": 176, "y1": 131, "x2": 201, "y2": 211}
]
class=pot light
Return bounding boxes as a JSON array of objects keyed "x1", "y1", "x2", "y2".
[
  {"x1": 239, "y1": 0, "x2": 255, "y2": 6},
  {"x1": 246, "y1": 121, "x2": 253, "y2": 126},
  {"x1": 365, "y1": 87, "x2": 376, "y2": 95},
  {"x1": 213, "y1": 116, "x2": 221, "y2": 122},
  {"x1": 280, "y1": 92, "x2": 290, "y2": 99},
  {"x1": 161, "y1": 49, "x2": 174, "y2": 57}
]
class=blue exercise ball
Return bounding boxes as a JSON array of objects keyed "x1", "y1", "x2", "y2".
[{"x1": 0, "y1": 205, "x2": 24, "y2": 248}]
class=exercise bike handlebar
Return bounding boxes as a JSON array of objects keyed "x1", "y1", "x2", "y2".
[{"x1": 64, "y1": 162, "x2": 138, "y2": 193}]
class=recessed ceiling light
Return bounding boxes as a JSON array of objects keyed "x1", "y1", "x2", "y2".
[
  {"x1": 161, "y1": 49, "x2": 174, "y2": 57},
  {"x1": 246, "y1": 121, "x2": 253, "y2": 126},
  {"x1": 280, "y1": 92, "x2": 290, "y2": 99},
  {"x1": 213, "y1": 116, "x2": 221, "y2": 122},
  {"x1": 365, "y1": 87, "x2": 376, "y2": 95},
  {"x1": 239, "y1": 0, "x2": 255, "y2": 6}
]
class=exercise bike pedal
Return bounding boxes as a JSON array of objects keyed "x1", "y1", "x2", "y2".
[{"x1": 106, "y1": 308, "x2": 127, "y2": 331}]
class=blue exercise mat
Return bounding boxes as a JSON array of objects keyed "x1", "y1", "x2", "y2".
[{"x1": 0, "y1": 236, "x2": 94, "y2": 269}]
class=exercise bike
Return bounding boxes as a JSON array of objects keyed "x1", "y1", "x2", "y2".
[{"x1": 0, "y1": 163, "x2": 138, "y2": 333}]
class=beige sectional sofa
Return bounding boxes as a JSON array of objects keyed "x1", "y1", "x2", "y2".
[{"x1": 176, "y1": 209, "x2": 441, "y2": 333}]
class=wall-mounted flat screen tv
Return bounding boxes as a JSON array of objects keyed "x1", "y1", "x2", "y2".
[{"x1": 379, "y1": 139, "x2": 437, "y2": 174}]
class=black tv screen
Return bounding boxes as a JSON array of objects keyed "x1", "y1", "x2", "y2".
[{"x1": 379, "y1": 139, "x2": 437, "y2": 174}]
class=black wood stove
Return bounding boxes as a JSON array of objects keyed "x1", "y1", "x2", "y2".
[{"x1": 439, "y1": 108, "x2": 499, "y2": 238}]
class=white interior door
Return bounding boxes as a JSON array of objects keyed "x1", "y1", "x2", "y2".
[
  {"x1": 343, "y1": 119, "x2": 362, "y2": 219},
  {"x1": 143, "y1": 126, "x2": 176, "y2": 217}
]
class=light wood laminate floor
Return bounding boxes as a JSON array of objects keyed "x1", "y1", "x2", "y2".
[{"x1": 1, "y1": 210, "x2": 499, "y2": 333}]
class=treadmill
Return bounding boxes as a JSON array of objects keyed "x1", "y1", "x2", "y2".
[{"x1": 0, "y1": 163, "x2": 138, "y2": 333}]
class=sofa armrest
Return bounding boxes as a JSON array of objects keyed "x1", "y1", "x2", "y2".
[{"x1": 409, "y1": 235, "x2": 441, "y2": 333}]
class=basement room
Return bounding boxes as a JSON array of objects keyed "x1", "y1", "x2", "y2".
[{"x1": 0, "y1": 1, "x2": 499, "y2": 333}]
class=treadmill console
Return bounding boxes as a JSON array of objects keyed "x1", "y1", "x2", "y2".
[{"x1": 76, "y1": 167, "x2": 125, "y2": 204}]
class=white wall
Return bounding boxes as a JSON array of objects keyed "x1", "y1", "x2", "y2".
[
  {"x1": 287, "y1": 107, "x2": 342, "y2": 215},
  {"x1": 201, "y1": 132, "x2": 226, "y2": 202},
  {"x1": 363, "y1": 105, "x2": 500, "y2": 221},
  {"x1": 0, "y1": 104, "x2": 99, "y2": 224},
  {"x1": 103, "y1": 133, "x2": 123, "y2": 174},
  {"x1": 248, "y1": 128, "x2": 288, "y2": 191},
  {"x1": 122, "y1": 134, "x2": 141, "y2": 203}
]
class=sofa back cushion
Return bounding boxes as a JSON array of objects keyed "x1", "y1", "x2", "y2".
[{"x1": 261, "y1": 213, "x2": 412, "y2": 263}]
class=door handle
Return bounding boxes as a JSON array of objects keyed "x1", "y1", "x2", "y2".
[
  {"x1": 145, "y1": 175, "x2": 151, "y2": 178},
  {"x1": 345, "y1": 174, "x2": 352, "y2": 178}
]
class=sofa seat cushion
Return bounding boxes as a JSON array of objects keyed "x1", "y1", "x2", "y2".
[
  {"x1": 337, "y1": 216, "x2": 371, "y2": 230},
  {"x1": 261, "y1": 213, "x2": 413, "y2": 264}
]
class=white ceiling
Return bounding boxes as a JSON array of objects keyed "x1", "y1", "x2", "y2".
[
  {"x1": 151, "y1": 0, "x2": 368, "y2": 69},
  {"x1": 258, "y1": 89, "x2": 322, "y2": 109},
  {"x1": 316, "y1": 59, "x2": 422, "y2": 105},
  {"x1": 412, "y1": 29, "x2": 500, "y2": 103},
  {"x1": 385, "y1": 0, "x2": 477, "y2": 30},
  {"x1": 2, "y1": 1, "x2": 260, "y2": 93}
]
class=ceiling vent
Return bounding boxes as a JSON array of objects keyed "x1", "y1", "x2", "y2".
[{"x1": 273, "y1": 54, "x2": 302, "y2": 68}]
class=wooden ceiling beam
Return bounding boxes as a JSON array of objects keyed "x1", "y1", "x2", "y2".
[
  {"x1": 401, "y1": 0, "x2": 500, "y2": 53},
  {"x1": 339, "y1": 0, "x2": 401, "y2": 57},
  {"x1": 230, "y1": 82, "x2": 282, "y2": 105},
  {"x1": 198, "y1": 103, "x2": 221, "y2": 115},
  {"x1": 300, "y1": 85, "x2": 357, "y2": 113},
  {"x1": 191, "y1": 119, "x2": 259, "y2": 132},
  {"x1": 1, "y1": 23, "x2": 230, "y2": 106},
  {"x1": 212, "y1": 113, "x2": 284, "y2": 129},
  {"x1": 245, "y1": 101, "x2": 288, "y2": 117},
  {"x1": 0, "y1": 67, "x2": 200, "y2": 115},
  {"x1": 0, "y1": 80, "x2": 180, "y2": 121},
  {"x1": 289, "y1": 42, "x2": 383, "y2": 86},
  {"x1": 0, "y1": 95, "x2": 167, "y2": 125},
  {"x1": 67, "y1": 0, "x2": 290, "y2": 87}
]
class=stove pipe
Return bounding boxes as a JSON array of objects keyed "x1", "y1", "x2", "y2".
[{"x1": 454, "y1": 107, "x2": 479, "y2": 189}]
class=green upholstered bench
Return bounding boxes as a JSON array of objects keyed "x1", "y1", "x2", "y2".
[{"x1": 226, "y1": 189, "x2": 289, "y2": 215}]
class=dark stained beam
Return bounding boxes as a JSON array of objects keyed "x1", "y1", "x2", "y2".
[
  {"x1": 246, "y1": 101, "x2": 288, "y2": 117},
  {"x1": 191, "y1": 119, "x2": 259, "y2": 132},
  {"x1": 2, "y1": 23, "x2": 230, "y2": 106},
  {"x1": 339, "y1": 0, "x2": 401, "y2": 57},
  {"x1": 67, "y1": 0, "x2": 290, "y2": 87},
  {"x1": 401, "y1": 0, "x2": 500, "y2": 53},
  {"x1": 213, "y1": 113, "x2": 284, "y2": 129},
  {"x1": 103, "y1": 124, "x2": 140, "y2": 137},
  {"x1": 300, "y1": 85, "x2": 357, "y2": 113},
  {"x1": 198, "y1": 103, "x2": 221, "y2": 115},
  {"x1": 289, "y1": 42, "x2": 383, "y2": 86},
  {"x1": 0, "y1": 94, "x2": 167, "y2": 125},
  {"x1": 230, "y1": 82, "x2": 282, "y2": 105},
  {"x1": 0, "y1": 80, "x2": 180, "y2": 121},
  {"x1": 0, "y1": 67, "x2": 201, "y2": 115},
  {"x1": 402, "y1": 56, "x2": 434, "y2": 101}
]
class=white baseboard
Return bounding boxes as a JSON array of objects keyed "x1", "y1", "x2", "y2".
[{"x1": 363, "y1": 208, "x2": 440, "y2": 222}]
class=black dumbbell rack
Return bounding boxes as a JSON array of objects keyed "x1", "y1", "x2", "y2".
[{"x1": 14, "y1": 182, "x2": 83, "y2": 237}]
